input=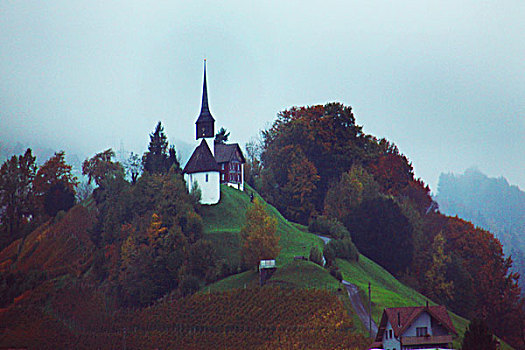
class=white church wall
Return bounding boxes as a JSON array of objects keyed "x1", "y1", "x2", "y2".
[{"x1": 185, "y1": 171, "x2": 220, "y2": 205}]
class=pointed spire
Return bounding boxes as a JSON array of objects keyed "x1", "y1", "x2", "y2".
[{"x1": 197, "y1": 59, "x2": 214, "y2": 123}]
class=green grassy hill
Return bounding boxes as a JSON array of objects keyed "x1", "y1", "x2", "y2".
[
  {"x1": 200, "y1": 184, "x2": 324, "y2": 267},
  {"x1": 202, "y1": 184, "x2": 513, "y2": 350}
]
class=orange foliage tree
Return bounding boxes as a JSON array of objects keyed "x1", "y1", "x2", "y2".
[{"x1": 33, "y1": 151, "x2": 78, "y2": 218}]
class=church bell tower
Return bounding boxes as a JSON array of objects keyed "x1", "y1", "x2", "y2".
[{"x1": 196, "y1": 60, "x2": 215, "y2": 146}]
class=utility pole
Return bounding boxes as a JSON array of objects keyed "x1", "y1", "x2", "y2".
[{"x1": 368, "y1": 282, "x2": 372, "y2": 339}]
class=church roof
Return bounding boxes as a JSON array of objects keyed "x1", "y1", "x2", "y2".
[
  {"x1": 183, "y1": 139, "x2": 220, "y2": 174},
  {"x1": 196, "y1": 60, "x2": 215, "y2": 124},
  {"x1": 214, "y1": 143, "x2": 246, "y2": 164}
]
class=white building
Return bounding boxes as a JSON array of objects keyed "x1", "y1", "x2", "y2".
[
  {"x1": 182, "y1": 61, "x2": 245, "y2": 205},
  {"x1": 183, "y1": 139, "x2": 220, "y2": 205},
  {"x1": 371, "y1": 304, "x2": 457, "y2": 350}
]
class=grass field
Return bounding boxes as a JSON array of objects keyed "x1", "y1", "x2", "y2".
[{"x1": 200, "y1": 184, "x2": 323, "y2": 265}]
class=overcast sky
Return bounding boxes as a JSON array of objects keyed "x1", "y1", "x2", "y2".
[{"x1": 1, "y1": 1, "x2": 524, "y2": 192}]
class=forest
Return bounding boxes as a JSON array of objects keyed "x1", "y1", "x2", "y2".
[
  {"x1": 0, "y1": 104, "x2": 523, "y2": 348},
  {"x1": 248, "y1": 102, "x2": 524, "y2": 347}
]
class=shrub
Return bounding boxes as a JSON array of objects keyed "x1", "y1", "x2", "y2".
[
  {"x1": 329, "y1": 266, "x2": 343, "y2": 282},
  {"x1": 323, "y1": 244, "x2": 336, "y2": 267},
  {"x1": 308, "y1": 216, "x2": 349, "y2": 239},
  {"x1": 327, "y1": 238, "x2": 359, "y2": 262},
  {"x1": 309, "y1": 246, "x2": 324, "y2": 266}
]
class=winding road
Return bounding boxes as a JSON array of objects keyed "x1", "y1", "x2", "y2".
[{"x1": 316, "y1": 235, "x2": 378, "y2": 337}]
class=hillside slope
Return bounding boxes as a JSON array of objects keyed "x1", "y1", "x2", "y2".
[
  {"x1": 204, "y1": 185, "x2": 513, "y2": 350},
  {"x1": 200, "y1": 184, "x2": 324, "y2": 267}
]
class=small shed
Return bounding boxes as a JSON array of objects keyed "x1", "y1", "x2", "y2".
[{"x1": 259, "y1": 259, "x2": 277, "y2": 286}]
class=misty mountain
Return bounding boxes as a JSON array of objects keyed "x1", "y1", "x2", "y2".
[{"x1": 435, "y1": 168, "x2": 525, "y2": 292}]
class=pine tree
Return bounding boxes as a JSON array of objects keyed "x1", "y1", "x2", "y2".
[
  {"x1": 0, "y1": 148, "x2": 37, "y2": 241},
  {"x1": 143, "y1": 121, "x2": 170, "y2": 174}
]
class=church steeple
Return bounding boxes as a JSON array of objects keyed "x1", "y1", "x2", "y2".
[{"x1": 196, "y1": 59, "x2": 215, "y2": 140}]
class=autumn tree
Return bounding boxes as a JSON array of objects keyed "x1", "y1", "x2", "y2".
[
  {"x1": 368, "y1": 139, "x2": 434, "y2": 214},
  {"x1": 241, "y1": 198, "x2": 280, "y2": 269},
  {"x1": 214, "y1": 127, "x2": 230, "y2": 144},
  {"x1": 0, "y1": 148, "x2": 37, "y2": 245},
  {"x1": 324, "y1": 165, "x2": 379, "y2": 222},
  {"x1": 82, "y1": 149, "x2": 124, "y2": 187},
  {"x1": 33, "y1": 151, "x2": 78, "y2": 217},
  {"x1": 261, "y1": 103, "x2": 367, "y2": 222},
  {"x1": 423, "y1": 232, "x2": 454, "y2": 304},
  {"x1": 423, "y1": 213, "x2": 524, "y2": 346}
]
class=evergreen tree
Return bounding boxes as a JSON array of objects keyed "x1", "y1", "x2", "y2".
[
  {"x1": 167, "y1": 145, "x2": 181, "y2": 173},
  {"x1": 0, "y1": 148, "x2": 37, "y2": 244},
  {"x1": 215, "y1": 127, "x2": 230, "y2": 144},
  {"x1": 345, "y1": 196, "x2": 414, "y2": 275},
  {"x1": 143, "y1": 121, "x2": 170, "y2": 174},
  {"x1": 462, "y1": 319, "x2": 498, "y2": 350}
]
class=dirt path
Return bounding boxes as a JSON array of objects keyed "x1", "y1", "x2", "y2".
[
  {"x1": 316, "y1": 234, "x2": 378, "y2": 337},
  {"x1": 342, "y1": 280, "x2": 378, "y2": 336}
]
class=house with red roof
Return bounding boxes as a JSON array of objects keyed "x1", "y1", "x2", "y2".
[
  {"x1": 370, "y1": 304, "x2": 457, "y2": 350},
  {"x1": 183, "y1": 61, "x2": 245, "y2": 204}
]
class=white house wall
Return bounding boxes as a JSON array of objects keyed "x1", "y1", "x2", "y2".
[
  {"x1": 403, "y1": 312, "x2": 431, "y2": 337},
  {"x1": 184, "y1": 171, "x2": 220, "y2": 205},
  {"x1": 383, "y1": 321, "x2": 400, "y2": 350}
]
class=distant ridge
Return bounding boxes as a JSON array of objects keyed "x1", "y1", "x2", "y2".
[{"x1": 435, "y1": 168, "x2": 525, "y2": 293}]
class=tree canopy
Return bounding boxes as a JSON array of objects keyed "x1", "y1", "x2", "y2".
[
  {"x1": 34, "y1": 151, "x2": 78, "y2": 217},
  {"x1": 345, "y1": 196, "x2": 414, "y2": 275},
  {"x1": 82, "y1": 149, "x2": 124, "y2": 187},
  {"x1": 0, "y1": 148, "x2": 37, "y2": 244}
]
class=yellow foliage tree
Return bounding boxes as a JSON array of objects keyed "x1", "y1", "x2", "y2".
[
  {"x1": 146, "y1": 213, "x2": 167, "y2": 248},
  {"x1": 424, "y1": 232, "x2": 454, "y2": 303},
  {"x1": 241, "y1": 198, "x2": 280, "y2": 269}
]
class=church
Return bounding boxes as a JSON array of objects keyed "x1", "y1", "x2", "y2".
[{"x1": 183, "y1": 62, "x2": 246, "y2": 205}]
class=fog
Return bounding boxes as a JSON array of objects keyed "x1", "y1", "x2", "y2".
[{"x1": 1, "y1": 1, "x2": 524, "y2": 191}]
